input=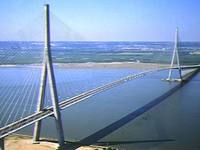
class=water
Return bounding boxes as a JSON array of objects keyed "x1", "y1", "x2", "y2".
[
  {"x1": 97, "y1": 73, "x2": 200, "y2": 150},
  {"x1": 0, "y1": 41, "x2": 200, "y2": 149},
  {"x1": 13, "y1": 69, "x2": 200, "y2": 150},
  {"x1": 0, "y1": 41, "x2": 200, "y2": 65},
  {"x1": 0, "y1": 67, "x2": 139, "y2": 127}
]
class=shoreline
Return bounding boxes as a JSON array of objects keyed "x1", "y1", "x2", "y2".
[
  {"x1": 5, "y1": 134, "x2": 58, "y2": 150},
  {"x1": 5, "y1": 134, "x2": 114, "y2": 150},
  {"x1": 0, "y1": 62, "x2": 169, "y2": 69}
]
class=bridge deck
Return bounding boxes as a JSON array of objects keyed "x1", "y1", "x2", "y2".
[{"x1": 0, "y1": 65, "x2": 199, "y2": 138}]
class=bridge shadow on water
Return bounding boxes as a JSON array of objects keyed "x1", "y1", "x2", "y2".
[
  {"x1": 64, "y1": 89, "x2": 181, "y2": 148},
  {"x1": 64, "y1": 139, "x2": 175, "y2": 149},
  {"x1": 61, "y1": 72, "x2": 197, "y2": 150},
  {"x1": 41, "y1": 138, "x2": 175, "y2": 150}
]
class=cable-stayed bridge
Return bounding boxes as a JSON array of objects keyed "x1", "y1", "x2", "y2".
[
  {"x1": 0, "y1": 65, "x2": 200, "y2": 139},
  {"x1": 0, "y1": 4, "x2": 200, "y2": 150}
]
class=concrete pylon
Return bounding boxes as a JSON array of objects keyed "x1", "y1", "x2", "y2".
[
  {"x1": 166, "y1": 27, "x2": 182, "y2": 81},
  {"x1": 33, "y1": 4, "x2": 65, "y2": 148}
]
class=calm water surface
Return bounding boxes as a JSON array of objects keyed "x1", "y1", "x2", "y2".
[{"x1": 0, "y1": 67, "x2": 200, "y2": 149}]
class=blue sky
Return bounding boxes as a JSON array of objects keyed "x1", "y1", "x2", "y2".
[{"x1": 0, "y1": 0, "x2": 200, "y2": 41}]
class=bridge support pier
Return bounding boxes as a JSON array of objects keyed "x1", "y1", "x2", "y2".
[
  {"x1": 33, "y1": 4, "x2": 65, "y2": 148},
  {"x1": 166, "y1": 27, "x2": 182, "y2": 82},
  {"x1": 0, "y1": 138, "x2": 4, "y2": 150}
]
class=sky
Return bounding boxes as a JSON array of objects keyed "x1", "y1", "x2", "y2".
[{"x1": 0, "y1": 0, "x2": 200, "y2": 41}]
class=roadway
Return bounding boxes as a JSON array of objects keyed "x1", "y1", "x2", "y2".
[{"x1": 0, "y1": 65, "x2": 199, "y2": 138}]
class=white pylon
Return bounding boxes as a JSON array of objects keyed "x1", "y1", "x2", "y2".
[
  {"x1": 166, "y1": 27, "x2": 182, "y2": 81},
  {"x1": 32, "y1": 4, "x2": 65, "y2": 148}
]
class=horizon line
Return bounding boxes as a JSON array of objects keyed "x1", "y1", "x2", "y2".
[{"x1": 0, "y1": 40, "x2": 200, "y2": 42}]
